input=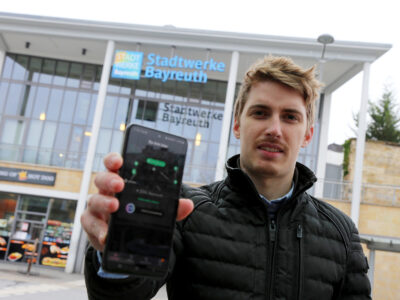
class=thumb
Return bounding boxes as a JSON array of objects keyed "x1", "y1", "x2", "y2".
[{"x1": 176, "y1": 198, "x2": 194, "y2": 221}]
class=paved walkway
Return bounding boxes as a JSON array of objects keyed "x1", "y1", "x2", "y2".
[{"x1": 0, "y1": 262, "x2": 167, "y2": 299}]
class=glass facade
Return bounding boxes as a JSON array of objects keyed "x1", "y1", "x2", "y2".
[
  {"x1": 0, "y1": 53, "x2": 228, "y2": 184},
  {"x1": 0, "y1": 52, "x2": 320, "y2": 184}
]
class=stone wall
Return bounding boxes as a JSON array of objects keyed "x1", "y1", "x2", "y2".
[
  {"x1": 329, "y1": 138, "x2": 400, "y2": 299},
  {"x1": 345, "y1": 139, "x2": 400, "y2": 206}
]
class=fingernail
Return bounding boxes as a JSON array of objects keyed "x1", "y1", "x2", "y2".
[{"x1": 99, "y1": 231, "x2": 106, "y2": 244}]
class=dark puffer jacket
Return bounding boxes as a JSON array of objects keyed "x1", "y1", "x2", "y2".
[{"x1": 85, "y1": 155, "x2": 371, "y2": 300}]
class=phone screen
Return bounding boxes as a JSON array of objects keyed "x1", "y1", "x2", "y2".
[{"x1": 103, "y1": 124, "x2": 187, "y2": 277}]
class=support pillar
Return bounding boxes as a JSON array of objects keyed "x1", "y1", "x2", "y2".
[
  {"x1": 65, "y1": 40, "x2": 115, "y2": 273},
  {"x1": 314, "y1": 93, "x2": 332, "y2": 198},
  {"x1": 351, "y1": 62, "x2": 370, "y2": 226},
  {"x1": 215, "y1": 51, "x2": 239, "y2": 181}
]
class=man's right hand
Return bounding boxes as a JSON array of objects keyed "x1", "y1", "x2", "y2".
[{"x1": 80, "y1": 152, "x2": 194, "y2": 252}]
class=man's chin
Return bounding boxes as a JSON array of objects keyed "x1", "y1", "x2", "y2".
[{"x1": 246, "y1": 164, "x2": 280, "y2": 178}]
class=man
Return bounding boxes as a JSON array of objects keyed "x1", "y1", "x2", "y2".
[{"x1": 82, "y1": 56, "x2": 371, "y2": 299}]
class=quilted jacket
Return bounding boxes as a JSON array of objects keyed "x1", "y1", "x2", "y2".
[{"x1": 84, "y1": 154, "x2": 371, "y2": 300}]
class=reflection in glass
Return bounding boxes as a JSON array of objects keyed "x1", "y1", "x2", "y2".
[
  {"x1": 114, "y1": 97, "x2": 129, "y2": 129},
  {"x1": 86, "y1": 93, "x2": 97, "y2": 126},
  {"x1": 1, "y1": 55, "x2": 15, "y2": 79},
  {"x1": 67, "y1": 63, "x2": 82, "y2": 87},
  {"x1": 26, "y1": 120, "x2": 43, "y2": 147},
  {"x1": 18, "y1": 195, "x2": 48, "y2": 214},
  {"x1": 97, "y1": 128, "x2": 112, "y2": 154},
  {"x1": 48, "y1": 199, "x2": 77, "y2": 223},
  {"x1": 29, "y1": 57, "x2": 42, "y2": 82},
  {"x1": 53, "y1": 123, "x2": 71, "y2": 150},
  {"x1": 74, "y1": 92, "x2": 91, "y2": 125},
  {"x1": 69, "y1": 126, "x2": 84, "y2": 152},
  {"x1": 136, "y1": 100, "x2": 158, "y2": 122},
  {"x1": 110, "y1": 130, "x2": 123, "y2": 153},
  {"x1": 1, "y1": 119, "x2": 26, "y2": 145},
  {"x1": 60, "y1": 91, "x2": 77, "y2": 123},
  {"x1": 39, "y1": 59, "x2": 55, "y2": 84},
  {"x1": 54, "y1": 61, "x2": 68, "y2": 86},
  {"x1": 46, "y1": 89, "x2": 63, "y2": 121},
  {"x1": 0, "y1": 81, "x2": 9, "y2": 113},
  {"x1": 101, "y1": 96, "x2": 118, "y2": 127},
  {"x1": 12, "y1": 55, "x2": 28, "y2": 81},
  {"x1": 0, "y1": 192, "x2": 18, "y2": 238},
  {"x1": 4, "y1": 83, "x2": 24, "y2": 115},
  {"x1": 32, "y1": 87, "x2": 50, "y2": 119},
  {"x1": 41, "y1": 122, "x2": 57, "y2": 148}
]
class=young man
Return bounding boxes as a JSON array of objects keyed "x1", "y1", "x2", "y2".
[{"x1": 81, "y1": 56, "x2": 371, "y2": 299}]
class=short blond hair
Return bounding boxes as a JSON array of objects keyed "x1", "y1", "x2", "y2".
[{"x1": 234, "y1": 56, "x2": 322, "y2": 130}]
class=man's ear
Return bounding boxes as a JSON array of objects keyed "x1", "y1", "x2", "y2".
[
  {"x1": 233, "y1": 118, "x2": 240, "y2": 139},
  {"x1": 301, "y1": 126, "x2": 314, "y2": 147}
]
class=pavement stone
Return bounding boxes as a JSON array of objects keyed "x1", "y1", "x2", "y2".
[{"x1": 0, "y1": 262, "x2": 168, "y2": 299}]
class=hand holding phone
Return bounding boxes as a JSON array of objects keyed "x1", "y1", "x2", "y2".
[
  {"x1": 99, "y1": 125, "x2": 188, "y2": 278},
  {"x1": 81, "y1": 156, "x2": 193, "y2": 252}
]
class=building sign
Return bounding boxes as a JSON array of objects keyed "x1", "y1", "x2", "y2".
[
  {"x1": 112, "y1": 50, "x2": 225, "y2": 83},
  {"x1": 111, "y1": 51, "x2": 144, "y2": 80},
  {"x1": 160, "y1": 102, "x2": 223, "y2": 128},
  {"x1": 0, "y1": 167, "x2": 56, "y2": 186}
]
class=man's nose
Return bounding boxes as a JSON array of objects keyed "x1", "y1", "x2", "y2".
[{"x1": 264, "y1": 115, "x2": 282, "y2": 137}]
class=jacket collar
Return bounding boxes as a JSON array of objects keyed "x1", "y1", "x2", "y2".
[{"x1": 224, "y1": 154, "x2": 317, "y2": 202}]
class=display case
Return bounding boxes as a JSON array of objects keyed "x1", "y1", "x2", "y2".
[{"x1": 40, "y1": 219, "x2": 72, "y2": 267}]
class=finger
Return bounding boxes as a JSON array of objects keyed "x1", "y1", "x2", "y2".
[
  {"x1": 176, "y1": 198, "x2": 194, "y2": 221},
  {"x1": 81, "y1": 211, "x2": 109, "y2": 252},
  {"x1": 87, "y1": 194, "x2": 119, "y2": 220},
  {"x1": 94, "y1": 172, "x2": 124, "y2": 194},
  {"x1": 103, "y1": 152, "x2": 123, "y2": 173}
]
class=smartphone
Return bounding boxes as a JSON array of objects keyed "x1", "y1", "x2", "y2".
[{"x1": 102, "y1": 124, "x2": 187, "y2": 278}]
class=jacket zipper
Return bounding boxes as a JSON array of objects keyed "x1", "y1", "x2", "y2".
[
  {"x1": 297, "y1": 224, "x2": 303, "y2": 300},
  {"x1": 267, "y1": 219, "x2": 277, "y2": 299}
]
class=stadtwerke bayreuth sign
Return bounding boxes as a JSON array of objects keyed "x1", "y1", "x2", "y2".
[{"x1": 111, "y1": 50, "x2": 225, "y2": 83}]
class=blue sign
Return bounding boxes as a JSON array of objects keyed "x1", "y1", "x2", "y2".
[
  {"x1": 111, "y1": 50, "x2": 143, "y2": 80},
  {"x1": 111, "y1": 50, "x2": 226, "y2": 83}
]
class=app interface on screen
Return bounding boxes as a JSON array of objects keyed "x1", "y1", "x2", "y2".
[{"x1": 108, "y1": 126, "x2": 186, "y2": 269}]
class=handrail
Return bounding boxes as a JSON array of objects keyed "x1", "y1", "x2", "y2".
[{"x1": 319, "y1": 178, "x2": 400, "y2": 207}]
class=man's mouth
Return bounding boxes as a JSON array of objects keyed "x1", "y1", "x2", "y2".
[{"x1": 259, "y1": 146, "x2": 282, "y2": 153}]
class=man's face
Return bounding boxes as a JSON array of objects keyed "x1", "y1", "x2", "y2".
[{"x1": 233, "y1": 81, "x2": 313, "y2": 182}]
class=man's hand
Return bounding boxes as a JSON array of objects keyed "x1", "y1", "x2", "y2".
[{"x1": 80, "y1": 152, "x2": 194, "y2": 252}]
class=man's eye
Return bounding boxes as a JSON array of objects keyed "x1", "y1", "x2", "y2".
[
  {"x1": 285, "y1": 114, "x2": 299, "y2": 121},
  {"x1": 252, "y1": 111, "x2": 266, "y2": 117}
]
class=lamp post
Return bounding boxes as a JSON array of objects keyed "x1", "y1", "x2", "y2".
[{"x1": 317, "y1": 34, "x2": 334, "y2": 79}]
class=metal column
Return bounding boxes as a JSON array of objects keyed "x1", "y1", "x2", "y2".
[
  {"x1": 65, "y1": 40, "x2": 115, "y2": 273},
  {"x1": 0, "y1": 49, "x2": 5, "y2": 76},
  {"x1": 351, "y1": 62, "x2": 370, "y2": 226},
  {"x1": 0, "y1": 33, "x2": 7, "y2": 75},
  {"x1": 215, "y1": 51, "x2": 239, "y2": 181},
  {"x1": 368, "y1": 249, "x2": 375, "y2": 291}
]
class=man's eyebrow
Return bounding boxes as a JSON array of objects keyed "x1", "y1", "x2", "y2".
[
  {"x1": 283, "y1": 108, "x2": 303, "y2": 115},
  {"x1": 248, "y1": 105, "x2": 303, "y2": 115},
  {"x1": 247, "y1": 104, "x2": 271, "y2": 110}
]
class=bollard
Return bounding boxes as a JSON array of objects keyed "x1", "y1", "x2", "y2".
[{"x1": 26, "y1": 238, "x2": 39, "y2": 275}]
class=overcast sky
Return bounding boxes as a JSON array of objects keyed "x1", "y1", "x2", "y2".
[{"x1": 2, "y1": 0, "x2": 399, "y2": 145}]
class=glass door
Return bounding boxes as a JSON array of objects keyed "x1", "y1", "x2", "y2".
[{"x1": 7, "y1": 195, "x2": 51, "y2": 264}]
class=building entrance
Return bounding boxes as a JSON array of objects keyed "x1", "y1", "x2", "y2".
[
  {"x1": 0, "y1": 192, "x2": 76, "y2": 268},
  {"x1": 7, "y1": 195, "x2": 51, "y2": 264}
]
